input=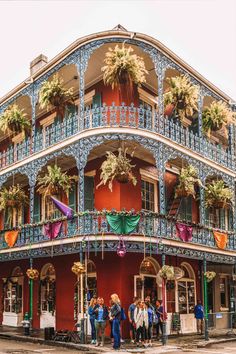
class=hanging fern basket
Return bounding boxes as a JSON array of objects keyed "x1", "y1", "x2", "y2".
[
  {"x1": 213, "y1": 201, "x2": 231, "y2": 210},
  {"x1": 116, "y1": 173, "x2": 130, "y2": 184}
]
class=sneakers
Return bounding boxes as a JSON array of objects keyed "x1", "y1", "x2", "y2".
[
  {"x1": 91, "y1": 340, "x2": 96, "y2": 344},
  {"x1": 95, "y1": 342, "x2": 100, "y2": 347},
  {"x1": 131, "y1": 339, "x2": 135, "y2": 344},
  {"x1": 121, "y1": 338, "x2": 125, "y2": 343}
]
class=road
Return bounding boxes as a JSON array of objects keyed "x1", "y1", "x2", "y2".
[{"x1": 0, "y1": 338, "x2": 236, "y2": 354}]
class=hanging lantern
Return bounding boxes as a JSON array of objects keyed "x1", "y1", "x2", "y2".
[
  {"x1": 26, "y1": 269, "x2": 39, "y2": 280},
  {"x1": 71, "y1": 262, "x2": 85, "y2": 275},
  {"x1": 117, "y1": 237, "x2": 126, "y2": 257}
]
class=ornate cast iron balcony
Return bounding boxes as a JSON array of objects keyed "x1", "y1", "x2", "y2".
[
  {"x1": 0, "y1": 103, "x2": 234, "y2": 171},
  {"x1": 0, "y1": 212, "x2": 235, "y2": 253}
]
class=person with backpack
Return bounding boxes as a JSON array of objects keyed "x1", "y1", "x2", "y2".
[
  {"x1": 134, "y1": 300, "x2": 149, "y2": 347},
  {"x1": 155, "y1": 300, "x2": 164, "y2": 340},
  {"x1": 146, "y1": 302, "x2": 154, "y2": 346},
  {"x1": 128, "y1": 296, "x2": 139, "y2": 343},
  {"x1": 93, "y1": 297, "x2": 109, "y2": 347},
  {"x1": 110, "y1": 293, "x2": 122, "y2": 350}
]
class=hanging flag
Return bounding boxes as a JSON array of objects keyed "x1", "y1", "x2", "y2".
[
  {"x1": 176, "y1": 223, "x2": 193, "y2": 242},
  {"x1": 106, "y1": 214, "x2": 140, "y2": 234},
  {"x1": 44, "y1": 221, "x2": 62, "y2": 240},
  {"x1": 213, "y1": 231, "x2": 228, "y2": 250},
  {"x1": 50, "y1": 196, "x2": 74, "y2": 219},
  {"x1": 5, "y1": 230, "x2": 19, "y2": 248}
]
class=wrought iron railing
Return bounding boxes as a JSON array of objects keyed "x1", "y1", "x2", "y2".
[
  {"x1": 0, "y1": 212, "x2": 235, "y2": 252},
  {"x1": 0, "y1": 104, "x2": 234, "y2": 170}
]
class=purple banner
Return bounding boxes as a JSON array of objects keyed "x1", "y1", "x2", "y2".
[{"x1": 176, "y1": 223, "x2": 193, "y2": 242}]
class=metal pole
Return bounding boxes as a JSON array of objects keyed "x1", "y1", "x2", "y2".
[
  {"x1": 29, "y1": 258, "x2": 33, "y2": 328},
  {"x1": 79, "y1": 242, "x2": 85, "y2": 344},
  {"x1": 203, "y1": 257, "x2": 209, "y2": 341},
  {"x1": 161, "y1": 253, "x2": 167, "y2": 345}
]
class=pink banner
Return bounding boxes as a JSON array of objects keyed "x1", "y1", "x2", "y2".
[
  {"x1": 43, "y1": 221, "x2": 62, "y2": 240},
  {"x1": 176, "y1": 223, "x2": 193, "y2": 242}
]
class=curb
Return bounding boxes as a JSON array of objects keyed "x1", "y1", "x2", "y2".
[
  {"x1": 0, "y1": 332, "x2": 106, "y2": 352},
  {"x1": 196, "y1": 336, "x2": 236, "y2": 348}
]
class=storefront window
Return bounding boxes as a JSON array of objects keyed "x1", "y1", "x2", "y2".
[
  {"x1": 220, "y1": 277, "x2": 227, "y2": 308},
  {"x1": 3, "y1": 267, "x2": 23, "y2": 314},
  {"x1": 177, "y1": 263, "x2": 196, "y2": 314},
  {"x1": 40, "y1": 264, "x2": 56, "y2": 315}
]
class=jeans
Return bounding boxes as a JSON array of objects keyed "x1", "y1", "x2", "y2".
[
  {"x1": 90, "y1": 318, "x2": 96, "y2": 340},
  {"x1": 112, "y1": 318, "x2": 120, "y2": 349},
  {"x1": 95, "y1": 320, "x2": 106, "y2": 344},
  {"x1": 156, "y1": 321, "x2": 163, "y2": 338},
  {"x1": 136, "y1": 325, "x2": 145, "y2": 342}
]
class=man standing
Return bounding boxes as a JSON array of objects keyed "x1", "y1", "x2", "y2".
[
  {"x1": 128, "y1": 296, "x2": 139, "y2": 343},
  {"x1": 194, "y1": 300, "x2": 204, "y2": 334}
]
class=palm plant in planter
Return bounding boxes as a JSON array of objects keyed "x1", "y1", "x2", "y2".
[
  {"x1": 164, "y1": 75, "x2": 199, "y2": 122},
  {"x1": 0, "y1": 104, "x2": 31, "y2": 136},
  {"x1": 37, "y1": 165, "x2": 78, "y2": 196},
  {"x1": 97, "y1": 148, "x2": 137, "y2": 192},
  {"x1": 202, "y1": 100, "x2": 233, "y2": 137},
  {"x1": 205, "y1": 180, "x2": 233, "y2": 209},
  {"x1": 0, "y1": 185, "x2": 28, "y2": 227},
  {"x1": 102, "y1": 43, "x2": 148, "y2": 89},
  {"x1": 39, "y1": 74, "x2": 74, "y2": 115},
  {"x1": 175, "y1": 165, "x2": 203, "y2": 199}
]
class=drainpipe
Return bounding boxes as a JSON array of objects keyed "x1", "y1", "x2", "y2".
[
  {"x1": 162, "y1": 253, "x2": 167, "y2": 345},
  {"x1": 29, "y1": 257, "x2": 33, "y2": 328},
  {"x1": 203, "y1": 256, "x2": 209, "y2": 341}
]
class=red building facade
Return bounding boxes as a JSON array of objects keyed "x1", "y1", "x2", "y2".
[{"x1": 0, "y1": 26, "x2": 235, "y2": 337}]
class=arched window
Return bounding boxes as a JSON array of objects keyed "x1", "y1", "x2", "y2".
[
  {"x1": 40, "y1": 264, "x2": 56, "y2": 314},
  {"x1": 177, "y1": 262, "x2": 196, "y2": 314},
  {"x1": 3, "y1": 267, "x2": 23, "y2": 315},
  {"x1": 140, "y1": 257, "x2": 159, "y2": 275}
]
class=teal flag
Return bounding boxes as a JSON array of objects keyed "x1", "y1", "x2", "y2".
[{"x1": 106, "y1": 214, "x2": 140, "y2": 234}]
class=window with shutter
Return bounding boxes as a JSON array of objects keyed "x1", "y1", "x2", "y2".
[
  {"x1": 92, "y1": 93, "x2": 102, "y2": 128},
  {"x1": 69, "y1": 184, "x2": 77, "y2": 212},
  {"x1": 178, "y1": 197, "x2": 192, "y2": 222},
  {"x1": 84, "y1": 176, "x2": 94, "y2": 211},
  {"x1": 34, "y1": 193, "x2": 41, "y2": 223}
]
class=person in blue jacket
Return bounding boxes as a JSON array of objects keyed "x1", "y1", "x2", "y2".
[
  {"x1": 88, "y1": 297, "x2": 97, "y2": 344},
  {"x1": 93, "y1": 297, "x2": 109, "y2": 347},
  {"x1": 194, "y1": 300, "x2": 204, "y2": 334}
]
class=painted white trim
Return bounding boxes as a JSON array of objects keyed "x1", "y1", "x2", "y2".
[
  {"x1": 85, "y1": 170, "x2": 96, "y2": 177},
  {"x1": 40, "y1": 112, "x2": 57, "y2": 127},
  {"x1": 138, "y1": 87, "x2": 158, "y2": 106},
  {"x1": 74, "y1": 89, "x2": 95, "y2": 106},
  {"x1": 140, "y1": 172, "x2": 158, "y2": 212}
]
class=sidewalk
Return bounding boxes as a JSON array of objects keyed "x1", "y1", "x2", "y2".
[{"x1": 0, "y1": 326, "x2": 236, "y2": 353}]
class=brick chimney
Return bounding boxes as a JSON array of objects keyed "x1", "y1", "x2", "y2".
[{"x1": 30, "y1": 54, "x2": 48, "y2": 75}]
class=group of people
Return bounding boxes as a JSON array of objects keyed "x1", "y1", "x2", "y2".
[{"x1": 88, "y1": 294, "x2": 164, "y2": 350}]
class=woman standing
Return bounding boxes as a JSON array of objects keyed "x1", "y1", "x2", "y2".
[
  {"x1": 88, "y1": 297, "x2": 97, "y2": 344},
  {"x1": 110, "y1": 293, "x2": 121, "y2": 351},
  {"x1": 146, "y1": 302, "x2": 154, "y2": 346},
  {"x1": 93, "y1": 297, "x2": 109, "y2": 347},
  {"x1": 134, "y1": 300, "x2": 148, "y2": 347}
]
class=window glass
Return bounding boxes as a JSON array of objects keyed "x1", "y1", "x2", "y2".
[
  {"x1": 178, "y1": 197, "x2": 192, "y2": 222},
  {"x1": 141, "y1": 180, "x2": 155, "y2": 211},
  {"x1": 178, "y1": 280, "x2": 195, "y2": 314},
  {"x1": 139, "y1": 99, "x2": 153, "y2": 129},
  {"x1": 220, "y1": 278, "x2": 227, "y2": 307}
]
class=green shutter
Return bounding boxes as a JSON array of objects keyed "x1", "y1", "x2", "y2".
[
  {"x1": 4, "y1": 208, "x2": 10, "y2": 229},
  {"x1": 69, "y1": 185, "x2": 77, "y2": 212},
  {"x1": 219, "y1": 209, "x2": 225, "y2": 230},
  {"x1": 205, "y1": 208, "x2": 210, "y2": 227},
  {"x1": 92, "y1": 93, "x2": 102, "y2": 108},
  {"x1": 229, "y1": 209, "x2": 233, "y2": 231},
  {"x1": 84, "y1": 176, "x2": 94, "y2": 211},
  {"x1": 34, "y1": 193, "x2": 41, "y2": 223}
]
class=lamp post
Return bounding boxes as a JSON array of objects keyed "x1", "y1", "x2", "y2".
[
  {"x1": 203, "y1": 257, "x2": 209, "y2": 341},
  {"x1": 29, "y1": 258, "x2": 33, "y2": 328},
  {"x1": 161, "y1": 253, "x2": 167, "y2": 345}
]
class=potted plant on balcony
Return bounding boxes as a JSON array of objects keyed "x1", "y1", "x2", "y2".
[
  {"x1": 0, "y1": 185, "x2": 28, "y2": 227},
  {"x1": 175, "y1": 165, "x2": 203, "y2": 199},
  {"x1": 97, "y1": 148, "x2": 137, "y2": 192},
  {"x1": 37, "y1": 165, "x2": 78, "y2": 196},
  {"x1": 205, "y1": 180, "x2": 233, "y2": 209},
  {"x1": 164, "y1": 75, "x2": 199, "y2": 123},
  {"x1": 102, "y1": 43, "x2": 148, "y2": 104},
  {"x1": 0, "y1": 104, "x2": 31, "y2": 136},
  {"x1": 202, "y1": 100, "x2": 233, "y2": 137},
  {"x1": 39, "y1": 74, "x2": 74, "y2": 116}
]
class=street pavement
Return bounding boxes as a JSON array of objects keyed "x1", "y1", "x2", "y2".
[{"x1": 0, "y1": 338, "x2": 236, "y2": 354}]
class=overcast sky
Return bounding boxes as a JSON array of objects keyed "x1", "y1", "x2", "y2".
[{"x1": 0, "y1": 0, "x2": 235, "y2": 101}]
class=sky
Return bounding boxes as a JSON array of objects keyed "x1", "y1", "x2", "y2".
[{"x1": 0, "y1": 0, "x2": 236, "y2": 101}]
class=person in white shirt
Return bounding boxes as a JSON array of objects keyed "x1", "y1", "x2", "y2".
[{"x1": 134, "y1": 300, "x2": 148, "y2": 347}]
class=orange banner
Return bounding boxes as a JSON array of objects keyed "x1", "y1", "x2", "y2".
[
  {"x1": 4, "y1": 230, "x2": 19, "y2": 248},
  {"x1": 213, "y1": 231, "x2": 228, "y2": 250}
]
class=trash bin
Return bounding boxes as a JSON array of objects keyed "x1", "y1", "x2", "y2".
[
  {"x1": 22, "y1": 312, "x2": 30, "y2": 336},
  {"x1": 44, "y1": 327, "x2": 55, "y2": 340}
]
